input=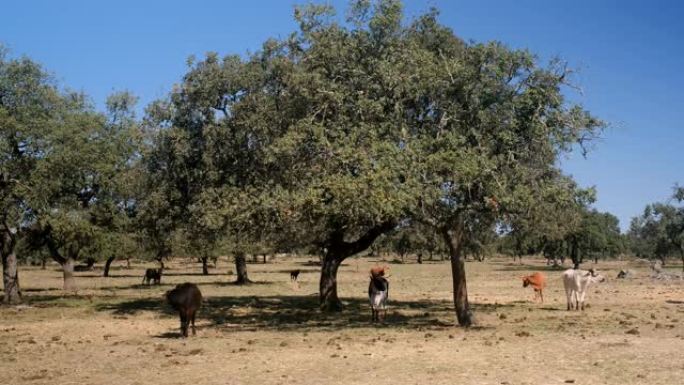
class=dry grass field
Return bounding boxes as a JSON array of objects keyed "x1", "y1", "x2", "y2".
[{"x1": 1, "y1": 256, "x2": 683, "y2": 385}]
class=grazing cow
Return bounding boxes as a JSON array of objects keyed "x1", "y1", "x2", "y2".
[
  {"x1": 290, "y1": 269, "x2": 301, "y2": 282},
  {"x1": 143, "y1": 267, "x2": 163, "y2": 285},
  {"x1": 521, "y1": 272, "x2": 547, "y2": 303},
  {"x1": 562, "y1": 268, "x2": 605, "y2": 311},
  {"x1": 368, "y1": 267, "x2": 389, "y2": 323},
  {"x1": 166, "y1": 283, "x2": 202, "y2": 337}
]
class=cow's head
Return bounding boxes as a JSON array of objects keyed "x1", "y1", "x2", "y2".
[
  {"x1": 370, "y1": 265, "x2": 391, "y2": 278},
  {"x1": 522, "y1": 276, "x2": 530, "y2": 287}
]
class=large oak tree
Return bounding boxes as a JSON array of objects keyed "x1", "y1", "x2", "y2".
[{"x1": 144, "y1": 1, "x2": 603, "y2": 322}]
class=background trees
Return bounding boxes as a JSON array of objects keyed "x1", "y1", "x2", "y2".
[{"x1": 628, "y1": 186, "x2": 684, "y2": 270}]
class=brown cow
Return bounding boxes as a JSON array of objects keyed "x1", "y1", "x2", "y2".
[{"x1": 521, "y1": 272, "x2": 546, "y2": 303}]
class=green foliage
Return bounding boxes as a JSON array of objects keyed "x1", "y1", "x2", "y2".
[
  {"x1": 0, "y1": 50, "x2": 139, "y2": 265},
  {"x1": 574, "y1": 209, "x2": 624, "y2": 260},
  {"x1": 628, "y1": 186, "x2": 684, "y2": 264}
]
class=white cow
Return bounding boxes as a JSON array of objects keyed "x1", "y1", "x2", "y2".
[{"x1": 562, "y1": 268, "x2": 605, "y2": 311}]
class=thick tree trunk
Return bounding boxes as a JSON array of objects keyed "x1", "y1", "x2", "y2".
[
  {"x1": 234, "y1": 253, "x2": 251, "y2": 284},
  {"x1": 319, "y1": 253, "x2": 343, "y2": 312},
  {"x1": 201, "y1": 256, "x2": 209, "y2": 275},
  {"x1": 317, "y1": 221, "x2": 396, "y2": 312},
  {"x1": 103, "y1": 256, "x2": 116, "y2": 277},
  {"x1": 417, "y1": 253, "x2": 423, "y2": 264},
  {"x1": 442, "y1": 226, "x2": 473, "y2": 327},
  {"x1": 61, "y1": 258, "x2": 76, "y2": 292},
  {"x1": 263, "y1": 254, "x2": 267, "y2": 264},
  {"x1": 1, "y1": 229, "x2": 21, "y2": 304}
]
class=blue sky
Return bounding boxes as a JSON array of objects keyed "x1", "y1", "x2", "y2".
[{"x1": 2, "y1": 1, "x2": 682, "y2": 231}]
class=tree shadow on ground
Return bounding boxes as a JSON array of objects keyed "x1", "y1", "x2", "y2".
[
  {"x1": 95, "y1": 294, "x2": 516, "y2": 332},
  {"x1": 87, "y1": 280, "x2": 276, "y2": 291},
  {"x1": 77, "y1": 274, "x2": 141, "y2": 278},
  {"x1": 297, "y1": 260, "x2": 323, "y2": 266},
  {"x1": 256, "y1": 268, "x2": 319, "y2": 275},
  {"x1": 212, "y1": 280, "x2": 275, "y2": 287},
  {"x1": 23, "y1": 287, "x2": 62, "y2": 293},
  {"x1": 493, "y1": 264, "x2": 569, "y2": 273},
  {"x1": 96, "y1": 297, "x2": 168, "y2": 315},
  {"x1": 160, "y1": 272, "x2": 234, "y2": 277}
]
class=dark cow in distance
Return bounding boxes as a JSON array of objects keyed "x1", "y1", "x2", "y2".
[
  {"x1": 143, "y1": 262, "x2": 164, "y2": 285},
  {"x1": 290, "y1": 269, "x2": 301, "y2": 282}
]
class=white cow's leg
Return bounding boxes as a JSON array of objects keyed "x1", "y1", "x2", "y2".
[
  {"x1": 579, "y1": 290, "x2": 587, "y2": 311},
  {"x1": 565, "y1": 289, "x2": 573, "y2": 311}
]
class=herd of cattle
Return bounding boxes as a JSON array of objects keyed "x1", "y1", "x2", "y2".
[{"x1": 156, "y1": 265, "x2": 609, "y2": 337}]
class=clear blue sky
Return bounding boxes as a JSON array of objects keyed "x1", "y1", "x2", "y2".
[{"x1": 2, "y1": 1, "x2": 682, "y2": 231}]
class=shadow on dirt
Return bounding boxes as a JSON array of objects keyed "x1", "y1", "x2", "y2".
[
  {"x1": 94, "y1": 294, "x2": 517, "y2": 332},
  {"x1": 493, "y1": 264, "x2": 570, "y2": 273}
]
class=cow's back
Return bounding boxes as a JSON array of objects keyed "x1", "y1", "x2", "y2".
[{"x1": 167, "y1": 283, "x2": 202, "y2": 311}]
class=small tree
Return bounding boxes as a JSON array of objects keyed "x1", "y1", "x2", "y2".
[{"x1": 629, "y1": 186, "x2": 684, "y2": 271}]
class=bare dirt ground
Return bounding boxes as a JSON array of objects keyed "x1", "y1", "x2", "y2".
[{"x1": 1, "y1": 256, "x2": 683, "y2": 385}]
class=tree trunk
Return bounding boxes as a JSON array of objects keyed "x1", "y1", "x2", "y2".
[
  {"x1": 126, "y1": 257, "x2": 131, "y2": 269},
  {"x1": 570, "y1": 237, "x2": 580, "y2": 269},
  {"x1": 319, "y1": 253, "x2": 343, "y2": 312},
  {"x1": 442, "y1": 225, "x2": 473, "y2": 327},
  {"x1": 103, "y1": 256, "x2": 116, "y2": 277},
  {"x1": 318, "y1": 221, "x2": 396, "y2": 312},
  {"x1": 61, "y1": 258, "x2": 76, "y2": 292},
  {"x1": 201, "y1": 256, "x2": 209, "y2": 275},
  {"x1": 417, "y1": 253, "x2": 422, "y2": 264},
  {"x1": 263, "y1": 254, "x2": 267, "y2": 264},
  {"x1": 41, "y1": 256, "x2": 47, "y2": 270},
  {"x1": 1, "y1": 229, "x2": 21, "y2": 304},
  {"x1": 234, "y1": 253, "x2": 251, "y2": 284}
]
